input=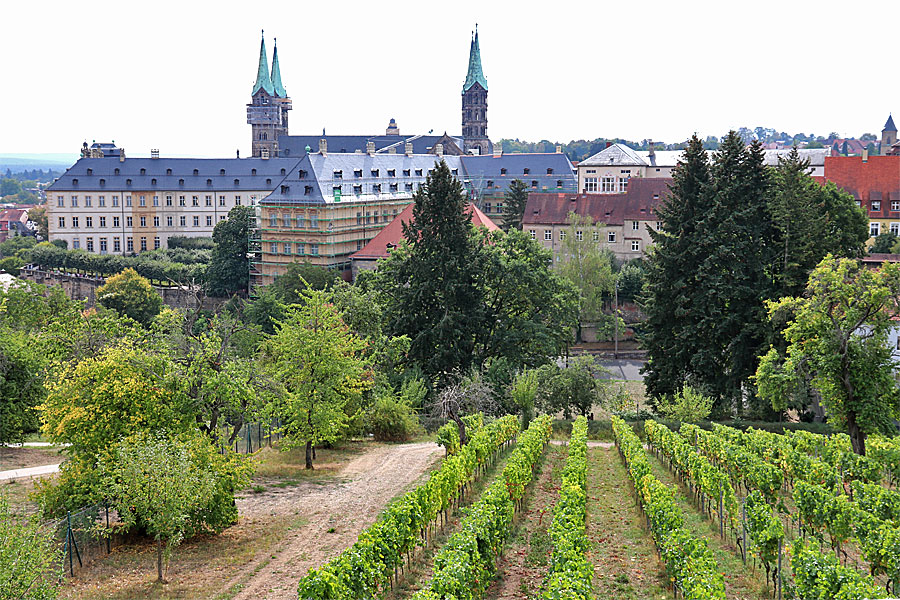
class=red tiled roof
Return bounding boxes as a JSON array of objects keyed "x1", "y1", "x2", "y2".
[
  {"x1": 522, "y1": 178, "x2": 671, "y2": 227},
  {"x1": 351, "y1": 202, "x2": 499, "y2": 261},
  {"x1": 823, "y1": 156, "x2": 900, "y2": 216},
  {"x1": 0, "y1": 209, "x2": 28, "y2": 223}
]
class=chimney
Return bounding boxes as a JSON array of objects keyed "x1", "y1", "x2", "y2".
[
  {"x1": 236, "y1": 149, "x2": 240, "y2": 159},
  {"x1": 493, "y1": 143, "x2": 502, "y2": 158},
  {"x1": 555, "y1": 145, "x2": 562, "y2": 154},
  {"x1": 150, "y1": 149, "x2": 160, "y2": 159},
  {"x1": 119, "y1": 148, "x2": 126, "y2": 162},
  {"x1": 366, "y1": 141, "x2": 376, "y2": 155},
  {"x1": 405, "y1": 142, "x2": 413, "y2": 156},
  {"x1": 605, "y1": 141, "x2": 612, "y2": 149},
  {"x1": 648, "y1": 141, "x2": 655, "y2": 158},
  {"x1": 862, "y1": 148, "x2": 869, "y2": 162},
  {"x1": 261, "y1": 147, "x2": 270, "y2": 159},
  {"x1": 435, "y1": 143, "x2": 444, "y2": 157},
  {"x1": 319, "y1": 138, "x2": 327, "y2": 155}
]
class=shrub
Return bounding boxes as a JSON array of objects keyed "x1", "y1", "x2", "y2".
[
  {"x1": 369, "y1": 394, "x2": 421, "y2": 442},
  {"x1": 656, "y1": 385, "x2": 713, "y2": 423},
  {"x1": 0, "y1": 494, "x2": 61, "y2": 599}
]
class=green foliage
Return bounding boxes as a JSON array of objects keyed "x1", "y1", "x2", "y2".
[
  {"x1": 264, "y1": 288, "x2": 372, "y2": 468},
  {"x1": 756, "y1": 256, "x2": 900, "y2": 454},
  {"x1": 0, "y1": 178, "x2": 21, "y2": 196},
  {"x1": 535, "y1": 357, "x2": 608, "y2": 418},
  {"x1": 99, "y1": 431, "x2": 218, "y2": 582},
  {"x1": 205, "y1": 205, "x2": 254, "y2": 297},
  {"x1": 656, "y1": 385, "x2": 713, "y2": 423},
  {"x1": 368, "y1": 392, "x2": 421, "y2": 441},
  {"x1": 271, "y1": 261, "x2": 339, "y2": 303},
  {"x1": 0, "y1": 328, "x2": 47, "y2": 444},
  {"x1": 791, "y1": 540, "x2": 886, "y2": 599},
  {"x1": 436, "y1": 421, "x2": 461, "y2": 455},
  {"x1": 616, "y1": 260, "x2": 646, "y2": 303},
  {"x1": 96, "y1": 267, "x2": 164, "y2": 326},
  {"x1": 28, "y1": 242, "x2": 205, "y2": 284},
  {"x1": 544, "y1": 416, "x2": 591, "y2": 599},
  {"x1": 871, "y1": 232, "x2": 899, "y2": 254},
  {"x1": 297, "y1": 416, "x2": 520, "y2": 599},
  {"x1": 510, "y1": 369, "x2": 538, "y2": 429},
  {"x1": 501, "y1": 178, "x2": 529, "y2": 231},
  {"x1": 0, "y1": 494, "x2": 61, "y2": 599},
  {"x1": 167, "y1": 236, "x2": 214, "y2": 250}
]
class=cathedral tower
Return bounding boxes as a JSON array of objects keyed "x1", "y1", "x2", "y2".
[
  {"x1": 247, "y1": 32, "x2": 291, "y2": 158},
  {"x1": 462, "y1": 27, "x2": 491, "y2": 155}
]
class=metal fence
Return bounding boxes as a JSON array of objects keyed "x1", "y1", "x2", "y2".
[
  {"x1": 46, "y1": 503, "x2": 123, "y2": 577},
  {"x1": 216, "y1": 420, "x2": 283, "y2": 454}
]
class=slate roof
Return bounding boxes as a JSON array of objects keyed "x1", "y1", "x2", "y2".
[
  {"x1": 46, "y1": 156, "x2": 296, "y2": 192},
  {"x1": 351, "y1": 201, "x2": 497, "y2": 262},
  {"x1": 885, "y1": 115, "x2": 897, "y2": 132},
  {"x1": 585, "y1": 146, "x2": 831, "y2": 169},
  {"x1": 262, "y1": 153, "x2": 464, "y2": 205},
  {"x1": 580, "y1": 144, "x2": 647, "y2": 167},
  {"x1": 278, "y1": 134, "x2": 464, "y2": 157},
  {"x1": 522, "y1": 178, "x2": 671, "y2": 227},
  {"x1": 459, "y1": 153, "x2": 577, "y2": 193}
]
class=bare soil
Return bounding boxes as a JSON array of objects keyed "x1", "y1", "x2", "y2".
[
  {"x1": 0, "y1": 446, "x2": 65, "y2": 470},
  {"x1": 226, "y1": 441, "x2": 442, "y2": 600}
]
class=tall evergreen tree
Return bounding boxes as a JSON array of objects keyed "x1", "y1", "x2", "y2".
[
  {"x1": 501, "y1": 179, "x2": 529, "y2": 231},
  {"x1": 382, "y1": 160, "x2": 483, "y2": 384},
  {"x1": 642, "y1": 135, "x2": 712, "y2": 400}
]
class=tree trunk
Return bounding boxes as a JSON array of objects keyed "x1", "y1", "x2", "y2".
[
  {"x1": 305, "y1": 440, "x2": 314, "y2": 469},
  {"x1": 450, "y1": 411, "x2": 467, "y2": 446},
  {"x1": 157, "y1": 539, "x2": 164, "y2": 583},
  {"x1": 312, "y1": 445, "x2": 317, "y2": 459},
  {"x1": 847, "y1": 415, "x2": 866, "y2": 456}
]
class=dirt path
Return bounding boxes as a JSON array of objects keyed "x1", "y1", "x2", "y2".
[
  {"x1": 586, "y1": 446, "x2": 669, "y2": 599},
  {"x1": 225, "y1": 441, "x2": 442, "y2": 600},
  {"x1": 486, "y1": 445, "x2": 564, "y2": 599}
]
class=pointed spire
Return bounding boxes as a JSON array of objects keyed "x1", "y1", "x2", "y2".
[
  {"x1": 462, "y1": 25, "x2": 488, "y2": 93},
  {"x1": 884, "y1": 114, "x2": 897, "y2": 132},
  {"x1": 252, "y1": 30, "x2": 274, "y2": 96},
  {"x1": 271, "y1": 37, "x2": 287, "y2": 98}
]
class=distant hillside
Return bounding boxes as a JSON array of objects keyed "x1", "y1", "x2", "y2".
[{"x1": 0, "y1": 154, "x2": 78, "y2": 172}]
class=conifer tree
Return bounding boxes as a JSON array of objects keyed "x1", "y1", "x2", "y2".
[{"x1": 501, "y1": 179, "x2": 529, "y2": 231}]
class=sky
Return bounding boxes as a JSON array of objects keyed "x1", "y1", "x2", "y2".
[{"x1": 2, "y1": 0, "x2": 898, "y2": 158}]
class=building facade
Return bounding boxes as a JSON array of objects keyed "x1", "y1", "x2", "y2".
[
  {"x1": 523, "y1": 178, "x2": 670, "y2": 262},
  {"x1": 46, "y1": 144, "x2": 293, "y2": 253},
  {"x1": 246, "y1": 32, "x2": 291, "y2": 158},
  {"x1": 822, "y1": 154, "x2": 900, "y2": 243}
]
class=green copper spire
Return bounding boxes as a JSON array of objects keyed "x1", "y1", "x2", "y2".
[
  {"x1": 271, "y1": 38, "x2": 286, "y2": 98},
  {"x1": 252, "y1": 30, "x2": 274, "y2": 96},
  {"x1": 462, "y1": 26, "x2": 488, "y2": 93}
]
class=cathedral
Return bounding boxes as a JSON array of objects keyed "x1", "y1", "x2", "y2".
[{"x1": 247, "y1": 28, "x2": 492, "y2": 156}]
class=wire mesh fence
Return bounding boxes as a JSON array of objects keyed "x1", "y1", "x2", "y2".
[
  {"x1": 46, "y1": 503, "x2": 123, "y2": 577},
  {"x1": 216, "y1": 419, "x2": 283, "y2": 454}
]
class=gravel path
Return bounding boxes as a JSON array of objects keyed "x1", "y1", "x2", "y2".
[{"x1": 0, "y1": 463, "x2": 61, "y2": 481}]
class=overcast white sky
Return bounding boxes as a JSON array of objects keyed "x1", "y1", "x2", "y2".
[{"x1": 3, "y1": 0, "x2": 897, "y2": 158}]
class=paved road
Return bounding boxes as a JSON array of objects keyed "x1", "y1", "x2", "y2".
[
  {"x1": 0, "y1": 463, "x2": 61, "y2": 481},
  {"x1": 596, "y1": 359, "x2": 646, "y2": 381},
  {"x1": 2, "y1": 442, "x2": 68, "y2": 448}
]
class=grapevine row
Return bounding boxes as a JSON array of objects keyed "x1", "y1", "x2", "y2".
[
  {"x1": 543, "y1": 416, "x2": 591, "y2": 600},
  {"x1": 611, "y1": 416, "x2": 726, "y2": 599},
  {"x1": 411, "y1": 415, "x2": 553, "y2": 600},
  {"x1": 297, "y1": 415, "x2": 519, "y2": 600}
]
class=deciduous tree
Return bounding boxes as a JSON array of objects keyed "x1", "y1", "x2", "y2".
[
  {"x1": 96, "y1": 267, "x2": 163, "y2": 326},
  {"x1": 205, "y1": 206, "x2": 254, "y2": 297}
]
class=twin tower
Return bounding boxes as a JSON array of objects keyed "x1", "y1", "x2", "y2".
[{"x1": 247, "y1": 28, "x2": 491, "y2": 157}]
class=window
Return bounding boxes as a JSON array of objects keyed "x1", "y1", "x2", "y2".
[
  {"x1": 219, "y1": 216, "x2": 225, "y2": 222},
  {"x1": 153, "y1": 195, "x2": 159, "y2": 207},
  {"x1": 500, "y1": 168, "x2": 507, "y2": 175},
  {"x1": 154, "y1": 236, "x2": 160, "y2": 250},
  {"x1": 140, "y1": 216, "x2": 146, "y2": 228},
  {"x1": 560, "y1": 230, "x2": 566, "y2": 241},
  {"x1": 354, "y1": 169, "x2": 363, "y2": 178},
  {"x1": 892, "y1": 223, "x2": 900, "y2": 236},
  {"x1": 283, "y1": 214, "x2": 290, "y2": 227},
  {"x1": 576, "y1": 230, "x2": 583, "y2": 241},
  {"x1": 403, "y1": 169, "x2": 411, "y2": 177},
  {"x1": 167, "y1": 216, "x2": 173, "y2": 227},
  {"x1": 58, "y1": 216, "x2": 65, "y2": 228},
  {"x1": 544, "y1": 230, "x2": 552, "y2": 241},
  {"x1": 601, "y1": 176, "x2": 615, "y2": 193},
  {"x1": 86, "y1": 238, "x2": 94, "y2": 252},
  {"x1": 100, "y1": 238, "x2": 107, "y2": 253},
  {"x1": 192, "y1": 196, "x2": 199, "y2": 207},
  {"x1": 523, "y1": 168, "x2": 530, "y2": 175},
  {"x1": 235, "y1": 196, "x2": 242, "y2": 206},
  {"x1": 333, "y1": 170, "x2": 343, "y2": 179},
  {"x1": 354, "y1": 184, "x2": 363, "y2": 194},
  {"x1": 113, "y1": 237, "x2": 120, "y2": 253},
  {"x1": 71, "y1": 195, "x2": 78, "y2": 207},
  {"x1": 608, "y1": 231, "x2": 616, "y2": 243},
  {"x1": 126, "y1": 216, "x2": 132, "y2": 227},
  {"x1": 632, "y1": 221, "x2": 640, "y2": 231},
  {"x1": 618, "y1": 177, "x2": 629, "y2": 193},
  {"x1": 356, "y1": 212, "x2": 363, "y2": 225},
  {"x1": 304, "y1": 186, "x2": 313, "y2": 195},
  {"x1": 415, "y1": 169, "x2": 423, "y2": 177},
  {"x1": 219, "y1": 196, "x2": 226, "y2": 206},
  {"x1": 72, "y1": 216, "x2": 79, "y2": 228},
  {"x1": 388, "y1": 169, "x2": 396, "y2": 177},
  {"x1": 484, "y1": 203, "x2": 492, "y2": 214},
  {"x1": 270, "y1": 242, "x2": 277, "y2": 253},
  {"x1": 99, "y1": 216, "x2": 106, "y2": 228},
  {"x1": 496, "y1": 202, "x2": 503, "y2": 213},
  {"x1": 389, "y1": 183, "x2": 398, "y2": 192},
  {"x1": 296, "y1": 242, "x2": 305, "y2": 255},
  {"x1": 85, "y1": 196, "x2": 92, "y2": 207},
  {"x1": 180, "y1": 216, "x2": 186, "y2": 227},
  {"x1": 140, "y1": 237, "x2": 147, "y2": 251},
  {"x1": 269, "y1": 215, "x2": 277, "y2": 227},
  {"x1": 872, "y1": 200, "x2": 882, "y2": 211},
  {"x1": 98, "y1": 196, "x2": 105, "y2": 207},
  {"x1": 85, "y1": 216, "x2": 92, "y2": 228},
  {"x1": 871, "y1": 222, "x2": 881, "y2": 237},
  {"x1": 179, "y1": 196, "x2": 186, "y2": 207},
  {"x1": 153, "y1": 216, "x2": 160, "y2": 227},
  {"x1": 310, "y1": 244, "x2": 319, "y2": 256},
  {"x1": 373, "y1": 183, "x2": 381, "y2": 193},
  {"x1": 139, "y1": 195, "x2": 146, "y2": 207},
  {"x1": 893, "y1": 201, "x2": 900, "y2": 212},
  {"x1": 206, "y1": 216, "x2": 212, "y2": 227},
  {"x1": 584, "y1": 177, "x2": 598, "y2": 193},
  {"x1": 284, "y1": 243, "x2": 291, "y2": 255},
  {"x1": 166, "y1": 195, "x2": 173, "y2": 206},
  {"x1": 531, "y1": 180, "x2": 538, "y2": 188},
  {"x1": 631, "y1": 240, "x2": 640, "y2": 252},
  {"x1": 112, "y1": 195, "x2": 119, "y2": 207},
  {"x1": 72, "y1": 239, "x2": 80, "y2": 249},
  {"x1": 529, "y1": 230, "x2": 536, "y2": 239},
  {"x1": 297, "y1": 214, "x2": 306, "y2": 228},
  {"x1": 125, "y1": 195, "x2": 132, "y2": 207},
  {"x1": 310, "y1": 214, "x2": 318, "y2": 228},
  {"x1": 127, "y1": 238, "x2": 133, "y2": 253},
  {"x1": 113, "y1": 216, "x2": 120, "y2": 228},
  {"x1": 371, "y1": 169, "x2": 379, "y2": 177},
  {"x1": 205, "y1": 196, "x2": 212, "y2": 207},
  {"x1": 373, "y1": 211, "x2": 379, "y2": 224},
  {"x1": 57, "y1": 196, "x2": 64, "y2": 207},
  {"x1": 593, "y1": 231, "x2": 599, "y2": 242},
  {"x1": 366, "y1": 212, "x2": 371, "y2": 224},
  {"x1": 193, "y1": 216, "x2": 199, "y2": 227}
]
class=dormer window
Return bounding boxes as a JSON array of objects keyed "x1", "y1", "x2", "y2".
[
  {"x1": 524, "y1": 168, "x2": 530, "y2": 175},
  {"x1": 251, "y1": 168, "x2": 257, "y2": 176},
  {"x1": 72, "y1": 178, "x2": 79, "y2": 185},
  {"x1": 193, "y1": 169, "x2": 199, "y2": 176},
  {"x1": 151, "y1": 178, "x2": 157, "y2": 185},
  {"x1": 99, "y1": 178, "x2": 105, "y2": 186},
  {"x1": 557, "y1": 180, "x2": 563, "y2": 187},
  {"x1": 531, "y1": 180, "x2": 538, "y2": 188},
  {"x1": 234, "y1": 178, "x2": 240, "y2": 185},
  {"x1": 281, "y1": 185, "x2": 290, "y2": 194},
  {"x1": 114, "y1": 168, "x2": 120, "y2": 175},
  {"x1": 179, "y1": 178, "x2": 184, "y2": 186},
  {"x1": 220, "y1": 169, "x2": 226, "y2": 175},
  {"x1": 304, "y1": 186, "x2": 312, "y2": 195},
  {"x1": 280, "y1": 168, "x2": 286, "y2": 175},
  {"x1": 126, "y1": 179, "x2": 132, "y2": 186},
  {"x1": 487, "y1": 180, "x2": 494, "y2": 188},
  {"x1": 87, "y1": 168, "x2": 93, "y2": 175},
  {"x1": 333, "y1": 170, "x2": 343, "y2": 179},
  {"x1": 354, "y1": 169, "x2": 363, "y2": 178},
  {"x1": 388, "y1": 169, "x2": 396, "y2": 177},
  {"x1": 166, "y1": 168, "x2": 172, "y2": 175},
  {"x1": 451, "y1": 169, "x2": 458, "y2": 176},
  {"x1": 415, "y1": 169, "x2": 423, "y2": 176},
  {"x1": 266, "y1": 178, "x2": 272, "y2": 186},
  {"x1": 371, "y1": 169, "x2": 379, "y2": 177},
  {"x1": 500, "y1": 168, "x2": 507, "y2": 175},
  {"x1": 547, "y1": 168, "x2": 553, "y2": 175},
  {"x1": 403, "y1": 169, "x2": 410, "y2": 177},
  {"x1": 298, "y1": 170, "x2": 307, "y2": 178},
  {"x1": 207, "y1": 179, "x2": 212, "y2": 186},
  {"x1": 140, "y1": 168, "x2": 146, "y2": 175}
]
